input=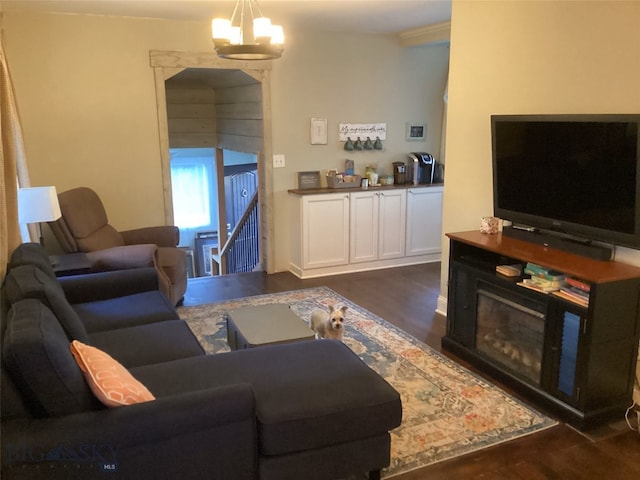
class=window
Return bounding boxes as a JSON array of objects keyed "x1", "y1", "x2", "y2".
[{"x1": 170, "y1": 148, "x2": 216, "y2": 230}]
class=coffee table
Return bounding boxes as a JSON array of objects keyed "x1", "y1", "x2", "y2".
[{"x1": 226, "y1": 303, "x2": 315, "y2": 350}]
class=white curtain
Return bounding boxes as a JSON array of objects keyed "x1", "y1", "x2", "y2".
[{"x1": 1, "y1": 27, "x2": 32, "y2": 279}]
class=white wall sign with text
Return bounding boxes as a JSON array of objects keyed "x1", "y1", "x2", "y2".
[{"x1": 338, "y1": 123, "x2": 387, "y2": 141}]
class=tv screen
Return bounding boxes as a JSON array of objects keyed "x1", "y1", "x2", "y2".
[{"x1": 491, "y1": 114, "x2": 640, "y2": 249}]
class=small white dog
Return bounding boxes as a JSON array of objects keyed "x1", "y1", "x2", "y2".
[{"x1": 309, "y1": 305, "x2": 347, "y2": 341}]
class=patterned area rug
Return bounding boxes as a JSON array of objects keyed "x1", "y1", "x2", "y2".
[{"x1": 177, "y1": 286, "x2": 557, "y2": 478}]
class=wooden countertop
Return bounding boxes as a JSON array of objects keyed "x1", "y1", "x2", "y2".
[
  {"x1": 447, "y1": 230, "x2": 640, "y2": 283},
  {"x1": 288, "y1": 183, "x2": 444, "y2": 196}
]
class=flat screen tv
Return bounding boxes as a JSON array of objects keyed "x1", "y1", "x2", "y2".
[{"x1": 491, "y1": 114, "x2": 640, "y2": 250}]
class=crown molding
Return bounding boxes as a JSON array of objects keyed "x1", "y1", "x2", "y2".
[{"x1": 398, "y1": 21, "x2": 451, "y2": 47}]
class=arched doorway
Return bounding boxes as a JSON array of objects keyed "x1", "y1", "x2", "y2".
[{"x1": 150, "y1": 50, "x2": 275, "y2": 274}]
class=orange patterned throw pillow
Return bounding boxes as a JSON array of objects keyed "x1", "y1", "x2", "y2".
[{"x1": 70, "y1": 340, "x2": 155, "y2": 407}]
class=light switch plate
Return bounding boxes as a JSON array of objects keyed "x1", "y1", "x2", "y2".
[
  {"x1": 273, "y1": 154, "x2": 286, "y2": 168},
  {"x1": 310, "y1": 118, "x2": 328, "y2": 145}
]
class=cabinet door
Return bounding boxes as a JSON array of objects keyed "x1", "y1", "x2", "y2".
[
  {"x1": 350, "y1": 191, "x2": 378, "y2": 263},
  {"x1": 302, "y1": 194, "x2": 350, "y2": 269},
  {"x1": 447, "y1": 263, "x2": 477, "y2": 347},
  {"x1": 548, "y1": 303, "x2": 587, "y2": 408},
  {"x1": 406, "y1": 187, "x2": 443, "y2": 256},
  {"x1": 378, "y1": 189, "x2": 406, "y2": 260}
]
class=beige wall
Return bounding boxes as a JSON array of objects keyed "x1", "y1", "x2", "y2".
[
  {"x1": 2, "y1": 11, "x2": 449, "y2": 270},
  {"x1": 3, "y1": 13, "x2": 213, "y2": 228},
  {"x1": 269, "y1": 29, "x2": 449, "y2": 271},
  {"x1": 441, "y1": 0, "x2": 640, "y2": 302}
]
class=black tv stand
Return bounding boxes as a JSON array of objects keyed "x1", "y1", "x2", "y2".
[
  {"x1": 444, "y1": 231, "x2": 640, "y2": 429},
  {"x1": 502, "y1": 225, "x2": 613, "y2": 261}
]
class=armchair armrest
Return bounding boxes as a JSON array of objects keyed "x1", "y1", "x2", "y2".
[
  {"x1": 2, "y1": 384, "x2": 256, "y2": 479},
  {"x1": 86, "y1": 244, "x2": 157, "y2": 270},
  {"x1": 121, "y1": 226, "x2": 179, "y2": 248},
  {"x1": 59, "y1": 268, "x2": 160, "y2": 303}
]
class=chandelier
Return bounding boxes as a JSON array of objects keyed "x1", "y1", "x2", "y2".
[{"x1": 211, "y1": 0, "x2": 285, "y2": 60}]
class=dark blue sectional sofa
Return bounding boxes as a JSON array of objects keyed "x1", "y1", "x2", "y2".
[{"x1": 1, "y1": 243, "x2": 402, "y2": 480}]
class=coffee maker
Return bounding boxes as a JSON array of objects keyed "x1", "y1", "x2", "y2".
[{"x1": 408, "y1": 152, "x2": 436, "y2": 185}]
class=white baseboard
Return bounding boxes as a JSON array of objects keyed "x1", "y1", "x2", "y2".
[{"x1": 436, "y1": 294, "x2": 447, "y2": 317}]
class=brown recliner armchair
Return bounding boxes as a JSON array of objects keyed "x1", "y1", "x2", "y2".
[{"x1": 48, "y1": 187, "x2": 187, "y2": 306}]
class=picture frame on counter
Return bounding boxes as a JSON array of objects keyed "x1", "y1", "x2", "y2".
[{"x1": 297, "y1": 171, "x2": 321, "y2": 189}]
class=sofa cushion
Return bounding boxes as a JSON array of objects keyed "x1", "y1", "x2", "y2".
[
  {"x1": 2, "y1": 299, "x2": 100, "y2": 417},
  {"x1": 2, "y1": 265, "x2": 89, "y2": 342},
  {"x1": 73, "y1": 290, "x2": 178, "y2": 333},
  {"x1": 70, "y1": 340, "x2": 156, "y2": 407},
  {"x1": 131, "y1": 340, "x2": 402, "y2": 456},
  {"x1": 9, "y1": 242, "x2": 57, "y2": 279},
  {"x1": 88, "y1": 320, "x2": 205, "y2": 368}
]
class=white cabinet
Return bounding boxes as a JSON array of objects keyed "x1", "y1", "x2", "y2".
[
  {"x1": 379, "y1": 189, "x2": 407, "y2": 260},
  {"x1": 301, "y1": 193, "x2": 350, "y2": 269},
  {"x1": 406, "y1": 186, "x2": 443, "y2": 256},
  {"x1": 350, "y1": 191, "x2": 378, "y2": 263},
  {"x1": 350, "y1": 190, "x2": 406, "y2": 263},
  {"x1": 290, "y1": 186, "x2": 441, "y2": 279}
]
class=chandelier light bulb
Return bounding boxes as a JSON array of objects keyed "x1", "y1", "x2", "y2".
[
  {"x1": 253, "y1": 17, "x2": 272, "y2": 43},
  {"x1": 211, "y1": 0, "x2": 285, "y2": 60},
  {"x1": 271, "y1": 25, "x2": 284, "y2": 45},
  {"x1": 230, "y1": 26, "x2": 242, "y2": 45},
  {"x1": 211, "y1": 18, "x2": 231, "y2": 45}
]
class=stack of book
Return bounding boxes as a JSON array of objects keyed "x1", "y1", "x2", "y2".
[
  {"x1": 495, "y1": 264, "x2": 523, "y2": 277},
  {"x1": 553, "y1": 277, "x2": 591, "y2": 307},
  {"x1": 516, "y1": 262, "x2": 567, "y2": 294}
]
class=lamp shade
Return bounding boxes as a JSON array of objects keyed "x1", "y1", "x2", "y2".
[{"x1": 18, "y1": 186, "x2": 62, "y2": 224}]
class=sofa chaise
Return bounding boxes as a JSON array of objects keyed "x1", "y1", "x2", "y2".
[{"x1": 1, "y1": 243, "x2": 402, "y2": 480}]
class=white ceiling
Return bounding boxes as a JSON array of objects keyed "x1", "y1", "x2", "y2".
[{"x1": 1, "y1": 0, "x2": 452, "y2": 35}]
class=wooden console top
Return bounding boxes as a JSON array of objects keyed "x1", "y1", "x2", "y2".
[{"x1": 447, "y1": 230, "x2": 640, "y2": 283}]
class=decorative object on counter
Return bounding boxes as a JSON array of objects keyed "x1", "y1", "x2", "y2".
[
  {"x1": 211, "y1": 0, "x2": 284, "y2": 60},
  {"x1": 480, "y1": 216, "x2": 500, "y2": 234},
  {"x1": 364, "y1": 165, "x2": 379, "y2": 186},
  {"x1": 326, "y1": 171, "x2": 361, "y2": 189},
  {"x1": 345, "y1": 159, "x2": 354, "y2": 175},
  {"x1": 393, "y1": 162, "x2": 407, "y2": 185},
  {"x1": 373, "y1": 137, "x2": 383, "y2": 150},
  {"x1": 297, "y1": 171, "x2": 321, "y2": 190},
  {"x1": 361, "y1": 178, "x2": 369, "y2": 189},
  {"x1": 406, "y1": 122, "x2": 426, "y2": 141},
  {"x1": 354, "y1": 137, "x2": 363, "y2": 150},
  {"x1": 380, "y1": 175, "x2": 394, "y2": 186},
  {"x1": 344, "y1": 137, "x2": 354, "y2": 151},
  {"x1": 433, "y1": 161, "x2": 445, "y2": 183}
]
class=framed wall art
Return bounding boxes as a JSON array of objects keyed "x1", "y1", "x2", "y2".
[{"x1": 406, "y1": 122, "x2": 426, "y2": 141}]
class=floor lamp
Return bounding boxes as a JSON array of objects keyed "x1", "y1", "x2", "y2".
[{"x1": 18, "y1": 186, "x2": 62, "y2": 246}]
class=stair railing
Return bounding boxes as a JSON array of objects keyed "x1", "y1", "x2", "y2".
[{"x1": 213, "y1": 191, "x2": 260, "y2": 274}]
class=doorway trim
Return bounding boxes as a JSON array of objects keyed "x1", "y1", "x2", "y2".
[{"x1": 149, "y1": 50, "x2": 275, "y2": 274}]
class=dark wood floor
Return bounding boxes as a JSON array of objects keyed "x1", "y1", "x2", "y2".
[{"x1": 184, "y1": 264, "x2": 640, "y2": 480}]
